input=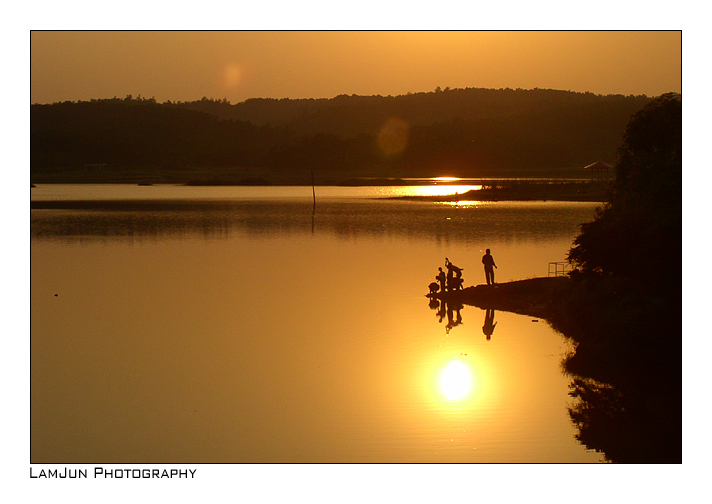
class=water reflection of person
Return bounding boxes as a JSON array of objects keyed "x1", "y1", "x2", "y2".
[
  {"x1": 482, "y1": 308, "x2": 497, "y2": 341},
  {"x1": 429, "y1": 296, "x2": 440, "y2": 311},
  {"x1": 436, "y1": 299, "x2": 447, "y2": 323},
  {"x1": 482, "y1": 249, "x2": 497, "y2": 285},
  {"x1": 446, "y1": 299, "x2": 463, "y2": 333}
]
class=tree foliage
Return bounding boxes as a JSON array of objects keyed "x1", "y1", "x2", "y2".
[
  {"x1": 30, "y1": 97, "x2": 279, "y2": 170},
  {"x1": 567, "y1": 93, "x2": 682, "y2": 286},
  {"x1": 31, "y1": 89, "x2": 653, "y2": 180}
]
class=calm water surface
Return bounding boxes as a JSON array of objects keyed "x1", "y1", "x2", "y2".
[{"x1": 31, "y1": 184, "x2": 604, "y2": 463}]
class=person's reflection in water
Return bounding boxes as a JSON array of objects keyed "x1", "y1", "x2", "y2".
[
  {"x1": 429, "y1": 296, "x2": 440, "y2": 311},
  {"x1": 436, "y1": 299, "x2": 447, "y2": 324},
  {"x1": 482, "y1": 308, "x2": 497, "y2": 341},
  {"x1": 446, "y1": 300, "x2": 463, "y2": 333}
]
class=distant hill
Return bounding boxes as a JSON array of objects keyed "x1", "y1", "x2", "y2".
[
  {"x1": 174, "y1": 88, "x2": 652, "y2": 138},
  {"x1": 31, "y1": 88, "x2": 655, "y2": 183}
]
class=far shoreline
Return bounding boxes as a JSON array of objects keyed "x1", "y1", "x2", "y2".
[{"x1": 31, "y1": 178, "x2": 612, "y2": 203}]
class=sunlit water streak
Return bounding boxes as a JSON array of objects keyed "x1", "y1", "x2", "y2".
[{"x1": 30, "y1": 183, "x2": 483, "y2": 201}]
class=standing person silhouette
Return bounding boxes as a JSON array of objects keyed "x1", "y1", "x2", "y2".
[
  {"x1": 482, "y1": 249, "x2": 497, "y2": 285},
  {"x1": 437, "y1": 267, "x2": 446, "y2": 293}
]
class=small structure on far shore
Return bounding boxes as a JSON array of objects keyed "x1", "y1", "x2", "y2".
[{"x1": 584, "y1": 161, "x2": 613, "y2": 181}]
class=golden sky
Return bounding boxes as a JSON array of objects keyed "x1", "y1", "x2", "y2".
[{"x1": 31, "y1": 31, "x2": 681, "y2": 104}]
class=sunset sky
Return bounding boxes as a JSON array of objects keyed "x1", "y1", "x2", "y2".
[{"x1": 30, "y1": 31, "x2": 681, "y2": 105}]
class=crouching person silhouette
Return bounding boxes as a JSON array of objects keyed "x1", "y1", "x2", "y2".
[{"x1": 445, "y1": 258, "x2": 464, "y2": 291}]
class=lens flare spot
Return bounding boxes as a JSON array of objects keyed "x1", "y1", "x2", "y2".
[
  {"x1": 439, "y1": 360, "x2": 472, "y2": 400},
  {"x1": 377, "y1": 117, "x2": 410, "y2": 157},
  {"x1": 220, "y1": 63, "x2": 243, "y2": 89}
]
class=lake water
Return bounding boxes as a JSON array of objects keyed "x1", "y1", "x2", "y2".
[{"x1": 30, "y1": 184, "x2": 604, "y2": 463}]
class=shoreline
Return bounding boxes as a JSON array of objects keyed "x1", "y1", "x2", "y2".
[{"x1": 427, "y1": 277, "x2": 571, "y2": 320}]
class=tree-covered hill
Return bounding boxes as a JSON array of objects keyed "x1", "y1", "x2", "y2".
[
  {"x1": 177, "y1": 88, "x2": 651, "y2": 138},
  {"x1": 31, "y1": 88, "x2": 655, "y2": 183},
  {"x1": 31, "y1": 97, "x2": 280, "y2": 170}
]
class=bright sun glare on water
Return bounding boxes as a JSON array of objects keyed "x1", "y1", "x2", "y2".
[
  {"x1": 386, "y1": 185, "x2": 483, "y2": 197},
  {"x1": 439, "y1": 360, "x2": 472, "y2": 401}
]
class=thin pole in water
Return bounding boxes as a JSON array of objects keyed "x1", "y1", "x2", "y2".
[
  {"x1": 311, "y1": 171, "x2": 316, "y2": 212},
  {"x1": 311, "y1": 171, "x2": 316, "y2": 233}
]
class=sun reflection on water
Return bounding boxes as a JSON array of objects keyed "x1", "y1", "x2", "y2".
[
  {"x1": 444, "y1": 200, "x2": 484, "y2": 207},
  {"x1": 439, "y1": 360, "x2": 474, "y2": 401},
  {"x1": 386, "y1": 185, "x2": 483, "y2": 197}
]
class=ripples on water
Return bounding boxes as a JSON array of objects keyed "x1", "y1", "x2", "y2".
[{"x1": 31, "y1": 184, "x2": 598, "y2": 243}]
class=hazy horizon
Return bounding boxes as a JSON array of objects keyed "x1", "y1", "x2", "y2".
[{"x1": 31, "y1": 31, "x2": 681, "y2": 105}]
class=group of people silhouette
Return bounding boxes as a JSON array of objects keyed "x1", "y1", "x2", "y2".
[
  {"x1": 426, "y1": 250, "x2": 499, "y2": 338},
  {"x1": 430, "y1": 249, "x2": 498, "y2": 294},
  {"x1": 435, "y1": 258, "x2": 464, "y2": 293}
]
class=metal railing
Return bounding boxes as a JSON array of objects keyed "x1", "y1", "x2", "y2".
[{"x1": 548, "y1": 262, "x2": 570, "y2": 277}]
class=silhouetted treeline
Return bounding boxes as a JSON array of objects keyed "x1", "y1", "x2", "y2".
[
  {"x1": 555, "y1": 93, "x2": 682, "y2": 462},
  {"x1": 31, "y1": 88, "x2": 654, "y2": 182},
  {"x1": 31, "y1": 96, "x2": 285, "y2": 172}
]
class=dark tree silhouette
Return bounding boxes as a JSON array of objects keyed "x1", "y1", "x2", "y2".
[
  {"x1": 560, "y1": 94, "x2": 682, "y2": 463},
  {"x1": 567, "y1": 92, "x2": 681, "y2": 285}
]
